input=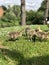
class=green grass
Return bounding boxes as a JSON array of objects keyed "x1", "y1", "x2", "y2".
[{"x1": 0, "y1": 25, "x2": 49, "y2": 65}]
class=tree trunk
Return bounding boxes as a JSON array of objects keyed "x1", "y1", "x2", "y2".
[
  {"x1": 21, "y1": 0, "x2": 26, "y2": 26},
  {"x1": 44, "y1": 0, "x2": 49, "y2": 24}
]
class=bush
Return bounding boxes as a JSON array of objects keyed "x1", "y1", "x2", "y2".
[{"x1": 26, "y1": 11, "x2": 44, "y2": 25}]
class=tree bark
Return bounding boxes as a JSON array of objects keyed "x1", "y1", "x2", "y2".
[
  {"x1": 21, "y1": 0, "x2": 26, "y2": 26},
  {"x1": 44, "y1": 0, "x2": 49, "y2": 24}
]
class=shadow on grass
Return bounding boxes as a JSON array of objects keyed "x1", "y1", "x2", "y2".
[
  {"x1": 0, "y1": 48, "x2": 49, "y2": 65},
  {"x1": 44, "y1": 30, "x2": 49, "y2": 32}
]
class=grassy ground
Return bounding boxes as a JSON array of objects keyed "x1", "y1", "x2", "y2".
[{"x1": 0, "y1": 25, "x2": 49, "y2": 65}]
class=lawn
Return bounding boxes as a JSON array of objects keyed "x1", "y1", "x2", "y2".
[{"x1": 0, "y1": 25, "x2": 49, "y2": 65}]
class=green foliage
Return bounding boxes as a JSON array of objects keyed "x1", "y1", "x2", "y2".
[
  {"x1": 26, "y1": 10, "x2": 44, "y2": 24},
  {"x1": 0, "y1": 6, "x2": 20, "y2": 27},
  {"x1": 38, "y1": 0, "x2": 46, "y2": 12},
  {"x1": 2, "y1": 11, "x2": 17, "y2": 22},
  {"x1": 2, "y1": 5, "x2": 7, "y2": 11},
  {"x1": 13, "y1": 5, "x2": 21, "y2": 19},
  {"x1": 38, "y1": 0, "x2": 49, "y2": 16},
  {"x1": 0, "y1": 3, "x2": 48, "y2": 26},
  {"x1": 33, "y1": 11, "x2": 44, "y2": 24}
]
